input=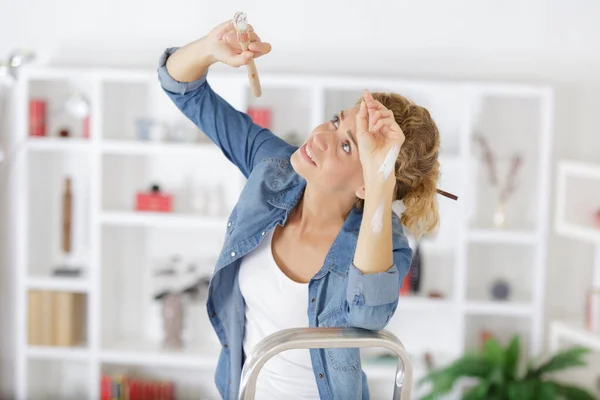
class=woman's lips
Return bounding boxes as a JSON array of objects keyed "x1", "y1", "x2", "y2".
[{"x1": 301, "y1": 142, "x2": 317, "y2": 166}]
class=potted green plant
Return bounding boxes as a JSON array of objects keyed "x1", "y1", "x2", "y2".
[{"x1": 419, "y1": 335, "x2": 597, "y2": 400}]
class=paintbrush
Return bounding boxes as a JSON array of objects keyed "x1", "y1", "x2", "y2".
[{"x1": 233, "y1": 11, "x2": 262, "y2": 97}]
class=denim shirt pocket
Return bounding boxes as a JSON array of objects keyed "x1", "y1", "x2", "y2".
[{"x1": 317, "y1": 305, "x2": 361, "y2": 371}]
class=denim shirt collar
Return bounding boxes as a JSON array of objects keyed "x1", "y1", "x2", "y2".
[
  {"x1": 262, "y1": 163, "x2": 366, "y2": 279},
  {"x1": 264, "y1": 159, "x2": 364, "y2": 236}
]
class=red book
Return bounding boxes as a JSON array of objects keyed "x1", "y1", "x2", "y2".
[
  {"x1": 151, "y1": 381, "x2": 159, "y2": 400},
  {"x1": 100, "y1": 375, "x2": 111, "y2": 400},
  {"x1": 127, "y1": 379, "x2": 138, "y2": 400},
  {"x1": 143, "y1": 381, "x2": 153, "y2": 400},
  {"x1": 160, "y1": 382, "x2": 174, "y2": 400},
  {"x1": 29, "y1": 99, "x2": 46, "y2": 137}
]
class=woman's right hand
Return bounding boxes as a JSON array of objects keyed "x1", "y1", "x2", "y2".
[{"x1": 205, "y1": 19, "x2": 272, "y2": 68}]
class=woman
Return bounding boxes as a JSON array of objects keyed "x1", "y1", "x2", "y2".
[{"x1": 158, "y1": 19, "x2": 441, "y2": 400}]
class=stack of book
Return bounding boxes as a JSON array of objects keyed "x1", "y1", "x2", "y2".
[
  {"x1": 101, "y1": 375, "x2": 175, "y2": 400},
  {"x1": 27, "y1": 290, "x2": 86, "y2": 346}
]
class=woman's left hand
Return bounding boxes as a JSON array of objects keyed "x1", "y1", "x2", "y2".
[{"x1": 356, "y1": 89, "x2": 405, "y2": 185}]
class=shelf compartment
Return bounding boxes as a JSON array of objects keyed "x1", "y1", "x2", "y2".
[
  {"x1": 100, "y1": 226, "x2": 220, "y2": 359},
  {"x1": 468, "y1": 94, "x2": 545, "y2": 232},
  {"x1": 27, "y1": 151, "x2": 90, "y2": 278},
  {"x1": 27, "y1": 77, "x2": 94, "y2": 140},
  {"x1": 466, "y1": 242, "x2": 535, "y2": 303},
  {"x1": 556, "y1": 161, "x2": 600, "y2": 244},
  {"x1": 101, "y1": 363, "x2": 220, "y2": 400},
  {"x1": 465, "y1": 314, "x2": 531, "y2": 358},
  {"x1": 27, "y1": 359, "x2": 89, "y2": 400},
  {"x1": 244, "y1": 86, "x2": 313, "y2": 146},
  {"x1": 101, "y1": 153, "x2": 237, "y2": 217},
  {"x1": 387, "y1": 307, "x2": 461, "y2": 360}
]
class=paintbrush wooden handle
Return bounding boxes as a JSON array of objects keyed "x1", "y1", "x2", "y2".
[
  {"x1": 239, "y1": 40, "x2": 262, "y2": 97},
  {"x1": 246, "y1": 58, "x2": 262, "y2": 97}
]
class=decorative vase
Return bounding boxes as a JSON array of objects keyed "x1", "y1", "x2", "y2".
[
  {"x1": 161, "y1": 293, "x2": 184, "y2": 349},
  {"x1": 490, "y1": 279, "x2": 511, "y2": 301},
  {"x1": 493, "y1": 201, "x2": 507, "y2": 229}
]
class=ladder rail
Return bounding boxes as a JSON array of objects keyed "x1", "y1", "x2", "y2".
[{"x1": 238, "y1": 327, "x2": 412, "y2": 400}]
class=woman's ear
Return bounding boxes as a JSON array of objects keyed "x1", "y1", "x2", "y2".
[{"x1": 355, "y1": 186, "x2": 366, "y2": 200}]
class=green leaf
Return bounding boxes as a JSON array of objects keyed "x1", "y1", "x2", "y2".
[
  {"x1": 487, "y1": 366, "x2": 506, "y2": 387},
  {"x1": 554, "y1": 383, "x2": 597, "y2": 400},
  {"x1": 536, "y1": 381, "x2": 559, "y2": 400},
  {"x1": 507, "y1": 380, "x2": 537, "y2": 400},
  {"x1": 506, "y1": 382, "x2": 520, "y2": 400},
  {"x1": 484, "y1": 337, "x2": 505, "y2": 366},
  {"x1": 419, "y1": 355, "x2": 495, "y2": 398},
  {"x1": 463, "y1": 382, "x2": 490, "y2": 400},
  {"x1": 531, "y1": 346, "x2": 590, "y2": 377},
  {"x1": 504, "y1": 336, "x2": 521, "y2": 379},
  {"x1": 420, "y1": 355, "x2": 494, "y2": 385}
]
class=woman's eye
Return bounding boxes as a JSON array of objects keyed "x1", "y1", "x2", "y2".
[
  {"x1": 342, "y1": 140, "x2": 351, "y2": 154},
  {"x1": 331, "y1": 114, "x2": 339, "y2": 129}
]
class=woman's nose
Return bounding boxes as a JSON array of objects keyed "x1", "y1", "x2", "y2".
[{"x1": 312, "y1": 132, "x2": 329, "y2": 152}]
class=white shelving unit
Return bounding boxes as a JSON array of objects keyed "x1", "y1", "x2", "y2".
[
  {"x1": 9, "y1": 65, "x2": 554, "y2": 400},
  {"x1": 551, "y1": 160, "x2": 600, "y2": 394},
  {"x1": 550, "y1": 320, "x2": 600, "y2": 353},
  {"x1": 555, "y1": 160, "x2": 600, "y2": 300}
]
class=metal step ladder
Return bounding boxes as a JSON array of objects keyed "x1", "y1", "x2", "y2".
[{"x1": 238, "y1": 327, "x2": 413, "y2": 399}]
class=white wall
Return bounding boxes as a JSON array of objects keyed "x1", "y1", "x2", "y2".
[{"x1": 2, "y1": 0, "x2": 600, "y2": 396}]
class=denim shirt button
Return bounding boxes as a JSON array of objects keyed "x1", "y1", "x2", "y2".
[
  {"x1": 318, "y1": 373, "x2": 324, "y2": 379},
  {"x1": 310, "y1": 297, "x2": 315, "y2": 303},
  {"x1": 231, "y1": 251, "x2": 236, "y2": 257},
  {"x1": 227, "y1": 222, "x2": 232, "y2": 227},
  {"x1": 261, "y1": 231, "x2": 265, "y2": 236}
]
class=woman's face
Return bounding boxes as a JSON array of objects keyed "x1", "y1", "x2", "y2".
[{"x1": 291, "y1": 104, "x2": 365, "y2": 198}]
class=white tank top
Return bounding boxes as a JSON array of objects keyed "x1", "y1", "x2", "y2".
[{"x1": 238, "y1": 228, "x2": 320, "y2": 400}]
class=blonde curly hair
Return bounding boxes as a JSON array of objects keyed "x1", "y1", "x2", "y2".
[{"x1": 355, "y1": 92, "x2": 440, "y2": 239}]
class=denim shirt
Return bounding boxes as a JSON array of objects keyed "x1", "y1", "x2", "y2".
[{"x1": 157, "y1": 47, "x2": 413, "y2": 400}]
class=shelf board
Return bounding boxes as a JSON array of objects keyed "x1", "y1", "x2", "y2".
[
  {"x1": 465, "y1": 301, "x2": 533, "y2": 317},
  {"x1": 467, "y1": 229, "x2": 538, "y2": 245},
  {"x1": 26, "y1": 276, "x2": 89, "y2": 292},
  {"x1": 550, "y1": 320, "x2": 600, "y2": 352},
  {"x1": 101, "y1": 211, "x2": 228, "y2": 230},
  {"x1": 26, "y1": 137, "x2": 91, "y2": 152},
  {"x1": 396, "y1": 296, "x2": 455, "y2": 311},
  {"x1": 26, "y1": 345, "x2": 89, "y2": 361},
  {"x1": 557, "y1": 222, "x2": 600, "y2": 245},
  {"x1": 559, "y1": 160, "x2": 600, "y2": 179},
  {"x1": 101, "y1": 140, "x2": 220, "y2": 157},
  {"x1": 101, "y1": 340, "x2": 219, "y2": 369}
]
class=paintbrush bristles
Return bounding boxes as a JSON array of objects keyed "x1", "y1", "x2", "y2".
[
  {"x1": 233, "y1": 11, "x2": 248, "y2": 32},
  {"x1": 232, "y1": 11, "x2": 262, "y2": 97}
]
